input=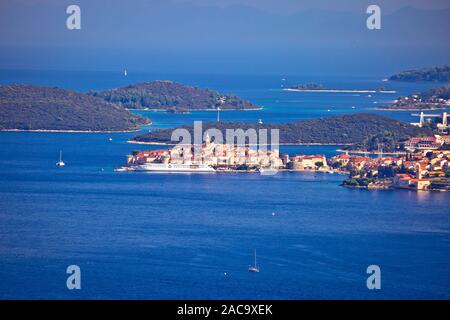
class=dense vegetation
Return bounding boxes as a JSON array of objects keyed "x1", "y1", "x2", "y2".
[
  {"x1": 0, "y1": 84, "x2": 150, "y2": 131},
  {"x1": 133, "y1": 113, "x2": 431, "y2": 150},
  {"x1": 89, "y1": 80, "x2": 259, "y2": 111},
  {"x1": 389, "y1": 64, "x2": 450, "y2": 82}
]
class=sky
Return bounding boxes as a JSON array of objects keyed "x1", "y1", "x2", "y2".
[
  {"x1": 0, "y1": 0, "x2": 449, "y2": 75},
  {"x1": 174, "y1": 0, "x2": 450, "y2": 14}
]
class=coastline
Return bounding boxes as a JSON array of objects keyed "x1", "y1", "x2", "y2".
[
  {"x1": 127, "y1": 140, "x2": 353, "y2": 146},
  {"x1": 284, "y1": 88, "x2": 397, "y2": 94},
  {"x1": 335, "y1": 149, "x2": 407, "y2": 156},
  {"x1": 115, "y1": 165, "x2": 347, "y2": 175},
  {"x1": 0, "y1": 128, "x2": 145, "y2": 133},
  {"x1": 127, "y1": 107, "x2": 263, "y2": 111},
  {"x1": 374, "y1": 107, "x2": 448, "y2": 111}
]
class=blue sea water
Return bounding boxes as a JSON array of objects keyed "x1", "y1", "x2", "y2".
[{"x1": 0, "y1": 70, "x2": 449, "y2": 299}]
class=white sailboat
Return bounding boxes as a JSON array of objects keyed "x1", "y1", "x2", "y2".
[
  {"x1": 56, "y1": 150, "x2": 65, "y2": 167},
  {"x1": 248, "y1": 249, "x2": 260, "y2": 273}
]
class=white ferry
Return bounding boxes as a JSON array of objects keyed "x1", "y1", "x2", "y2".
[{"x1": 133, "y1": 163, "x2": 216, "y2": 172}]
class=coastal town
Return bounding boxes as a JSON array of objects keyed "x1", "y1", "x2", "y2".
[
  {"x1": 118, "y1": 134, "x2": 450, "y2": 192},
  {"x1": 331, "y1": 134, "x2": 450, "y2": 191},
  {"x1": 378, "y1": 84, "x2": 450, "y2": 112}
]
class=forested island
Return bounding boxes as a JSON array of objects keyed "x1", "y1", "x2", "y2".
[
  {"x1": 131, "y1": 113, "x2": 431, "y2": 151},
  {"x1": 0, "y1": 84, "x2": 150, "y2": 132},
  {"x1": 389, "y1": 64, "x2": 450, "y2": 82},
  {"x1": 89, "y1": 80, "x2": 259, "y2": 112},
  {"x1": 377, "y1": 85, "x2": 450, "y2": 110}
]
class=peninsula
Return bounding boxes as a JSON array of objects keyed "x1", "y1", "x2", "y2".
[
  {"x1": 89, "y1": 80, "x2": 260, "y2": 112},
  {"x1": 131, "y1": 113, "x2": 431, "y2": 150},
  {"x1": 334, "y1": 135, "x2": 450, "y2": 191},
  {"x1": 377, "y1": 85, "x2": 450, "y2": 111},
  {"x1": 120, "y1": 130, "x2": 450, "y2": 192},
  {"x1": 388, "y1": 64, "x2": 450, "y2": 82},
  {"x1": 0, "y1": 84, "x2": 150, "y2": 132}
]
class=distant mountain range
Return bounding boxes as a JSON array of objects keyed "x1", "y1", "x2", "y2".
[
  {"x1": 0, "y1": 84, "x2": 149, "y2": 131},
  {"x1": 1, "y1": 3, "x2": 449, "y2": 74},
  {"x1": 389, "y1": 64, "x2": 450, "y2": 82},
  {"x1": 89, "y1": 81, "x2": 259, "y2": 111},
  {"x1": 132, "y1": 113, "x2": 432, "y2": 150}
]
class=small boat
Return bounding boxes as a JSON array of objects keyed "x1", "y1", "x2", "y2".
[
  {"x1": 258, "y1": 119, "x2": 263, "y2": 125},
  {"x1": 114, "y1": 166, "x2": 133, "y2": 172},
  {"x1": 124, "y1": 69, "x2": 128, "y2": 76},
  {"x1": 248, "y1": 249, "x2": 260, "y2": 273},
  {"x1": 56, "y1": 150, "x2": 65, "y2": 167}
]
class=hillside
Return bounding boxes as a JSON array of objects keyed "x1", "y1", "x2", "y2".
[
  {"x1": 0, "y1": 84, "x2": 150, "y2": 131},
  {"x1": 89, "y1": 80, "x2": 259, "y2": 111},
  {"x1": 132, "y1": 113, "x2": 432, "y2": 151},
  {"x1": 389, "y1": 64, "x2": 450, "y2": 82},
  {"x1": 419, "y1": 84, "x2": 450, "y2": 100}
]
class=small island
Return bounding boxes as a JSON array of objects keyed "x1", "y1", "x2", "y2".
[
  {"x1": 89, "y1": 80, "x2": 260, "y2": 112},
  {"x1": 377, "y1": 85, "x2": 450, "y2": 111},
  {"x1": 284, "y1": 83, "x2": 395, "y2": 93},
  {"x1": 0, "y1": 84, "x2": 150, "y2": 132},
  {"x1": 389, "y1": 64, "x2": 450, "y2": 82}
]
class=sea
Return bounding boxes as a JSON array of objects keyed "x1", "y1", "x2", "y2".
[{"x1": 0, "y1": 69, "x2": 449, "y2": 299}]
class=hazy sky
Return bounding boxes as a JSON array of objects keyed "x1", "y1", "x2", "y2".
[
  {"x1": 174, "y1": 0, "x2": 450, "y2": 14},
  {"x1": 0, "y1": 0, "x2": 449, "y2": 75}
]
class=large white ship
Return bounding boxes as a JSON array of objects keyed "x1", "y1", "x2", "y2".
[{"x1": 132, "y1": 163, "x2": 216, "y2": 172}]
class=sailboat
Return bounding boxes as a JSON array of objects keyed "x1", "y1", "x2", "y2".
[
  {"x1": 124, "y1": 69, "x2": 128, "y2": 77},
  {"x1": 56, "y1": 150, "x2": 65, "y2": 167},
  {"x1": 248, "y1": 249, "x2": 260, "y2": 273}
]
